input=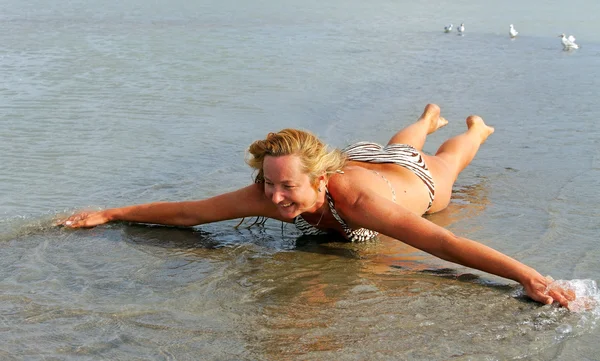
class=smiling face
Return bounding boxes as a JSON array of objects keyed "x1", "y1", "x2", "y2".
[{"x1": 262, "y1": 154, "x2": 322, "y2": 219}]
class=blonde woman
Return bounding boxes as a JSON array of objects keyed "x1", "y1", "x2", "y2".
[{"x1": 59, "y1": 104, "x2": 574, "y2": 307}]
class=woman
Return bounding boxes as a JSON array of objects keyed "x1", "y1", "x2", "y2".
[{"x1": 58, "y1": 104, "x2": 574, "y2": 307}]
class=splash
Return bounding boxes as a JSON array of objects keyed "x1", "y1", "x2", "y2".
[
  {"x1": 546, "y1": 278, "x2": 600, "y2": 314},
  {"x1": 0, "y1": 210, "x2": 75, "y2": 242}
]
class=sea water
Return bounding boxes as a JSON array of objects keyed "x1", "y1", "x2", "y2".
[{"x1": 1, "y1": 0, "x2": 600, "y2": 359}]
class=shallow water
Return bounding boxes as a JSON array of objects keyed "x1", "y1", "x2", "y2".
[{"x1": 1, "y1": 0, "x2": 600, "y2": 359}]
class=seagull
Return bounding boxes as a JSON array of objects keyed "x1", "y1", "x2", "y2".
[
  {"x1": 457, "y1": 23, "x2": 465, "y2": 36},
  {"x1": 509, "y1": 24, "x2": 518, "y2": 38},
  {"x1": 444, "y1": 24, "x2": 453, "y2": 33},
  {"x1": 559, "y1": 33, "x2": 579, "y2": 50}
]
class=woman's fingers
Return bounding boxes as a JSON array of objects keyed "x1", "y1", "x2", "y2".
[
  {"x1": 544, "y1": 278, "x2": 577, "y2": 308},
  {"x1": 546, "y1": 283, "x2": 577, "y2": 309},
  {"x1": 523, "y1": 275, "x2": 576, "y2": 309},
  {"x1": 55, "y1": 213, "x2": 84, "y2": 227},
  {"x1": 56, "y1": 211, "x2": 105, "y2": 228},
  {"x1": 526, "y1": 285, "x2": 554, "y2": 305}
]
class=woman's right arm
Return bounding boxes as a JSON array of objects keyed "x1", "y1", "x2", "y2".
[
  {"x1": 58, "y1": 183, "x2": 281, "y2": 228},
  {"x1": 329, "y1": 175, "x2": 575, "y2": 308}
]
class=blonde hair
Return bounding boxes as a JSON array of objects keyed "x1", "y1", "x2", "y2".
[{"x1": 246, "y1": 129, "x2": 347, "y2": 186}]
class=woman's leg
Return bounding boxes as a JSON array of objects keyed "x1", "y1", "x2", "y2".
[
  {"x1": 387, "y1": 104, "x2": 448, "y2": 150},
  {"x1": 425, "y1": 115, "x2": 495, "y2": 213}
]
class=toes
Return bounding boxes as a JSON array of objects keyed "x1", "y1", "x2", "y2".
[{"x1": 438, "y1": 116, "x2": 449, "y2": 127}]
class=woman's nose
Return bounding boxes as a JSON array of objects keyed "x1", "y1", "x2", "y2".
[{"x1": 271, "y1": 190, "x2": 284, "y2": 203}]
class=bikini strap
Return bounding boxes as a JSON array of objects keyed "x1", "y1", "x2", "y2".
[{"x1": 325, "y1": 188, "x2": 354, "y2": 238}]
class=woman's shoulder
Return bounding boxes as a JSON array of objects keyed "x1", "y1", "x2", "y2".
[{"x1": 327, "y1": 166, "x2": 373, "y2": 206}]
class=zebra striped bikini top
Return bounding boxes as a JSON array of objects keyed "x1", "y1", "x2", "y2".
[
  {"x1": 293, "y1": 188, "x2": 380, "y2": 242},
  {"x1": 293, "y1": 141, "x2": 430, "y2": 242}
]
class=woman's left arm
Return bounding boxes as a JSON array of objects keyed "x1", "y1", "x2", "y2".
[{"x1": 334, "y1": 185, "x2": 574, "y2": 307}]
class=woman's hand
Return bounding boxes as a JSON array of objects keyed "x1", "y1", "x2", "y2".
[
  {"x1": 56, "y1": 210, "x2": 112, "y2": 228},
  {"x1": 522, "y1": 274, "x2": 576, "y2": 308}
]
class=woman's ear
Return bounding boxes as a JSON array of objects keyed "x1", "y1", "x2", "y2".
[{"x1": 316, "y1": 173, "x2": 327, "y2": 192}]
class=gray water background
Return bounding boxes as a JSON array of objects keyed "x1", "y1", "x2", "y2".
[{"x1": 1, "y1": 0, "x2": 600, "y2": 359}]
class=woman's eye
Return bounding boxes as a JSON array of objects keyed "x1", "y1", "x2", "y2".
[{"x1": 284, "y1": 185, "x2": 295, "y2": 189}]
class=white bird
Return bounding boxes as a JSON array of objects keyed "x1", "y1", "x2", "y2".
[
  {"x1": 559, "y1": 33, "x2": 579, "y2": 50},
  {"x1": 457, "y1": 23, "x2": 465, "y2": 35},
  {"x1": 444, "y1": 24, "x2": 453, "y2": 33},
  {"x1": 509, "y1": 24, "x2": 518, "y2": 38}
]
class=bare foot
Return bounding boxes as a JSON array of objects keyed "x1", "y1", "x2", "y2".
[
  {"x1": 466, "y1": 115, "x2": 495, "y2": 143},
  {"x1": 420, "y1": 104, "x2": 448, "y2": 134}
]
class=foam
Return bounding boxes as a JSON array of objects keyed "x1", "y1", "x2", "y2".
[{"x1": 546, "y1": 279, "x2": 600, "y2": 314}]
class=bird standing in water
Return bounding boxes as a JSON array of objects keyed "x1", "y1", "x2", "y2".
[
  {"x1": 559, "y1": 33, "x2": 579, "y2": 50},
  {"x1": 509, "y1": 24, "x2": 518, "y2": 38}
]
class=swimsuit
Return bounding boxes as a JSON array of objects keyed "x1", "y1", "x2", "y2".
[
  {"x1": 294, "y1": 142, "x2": 435, "y2": 242},
  {"x1": 343, "y1": 142, "x2": 435, "y2": 208}
]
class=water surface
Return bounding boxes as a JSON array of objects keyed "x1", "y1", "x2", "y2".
[{"x1": 1, "y1": 0, "x2": 600, "y2": 359}]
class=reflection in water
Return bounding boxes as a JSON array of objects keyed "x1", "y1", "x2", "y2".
[{"x1": 425, "y1": 178, "x2": 492, "y2": 230}]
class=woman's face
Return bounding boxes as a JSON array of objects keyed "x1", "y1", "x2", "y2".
[{"x1": 262, "y1": 154, "x2": 320, "y2": 219}]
